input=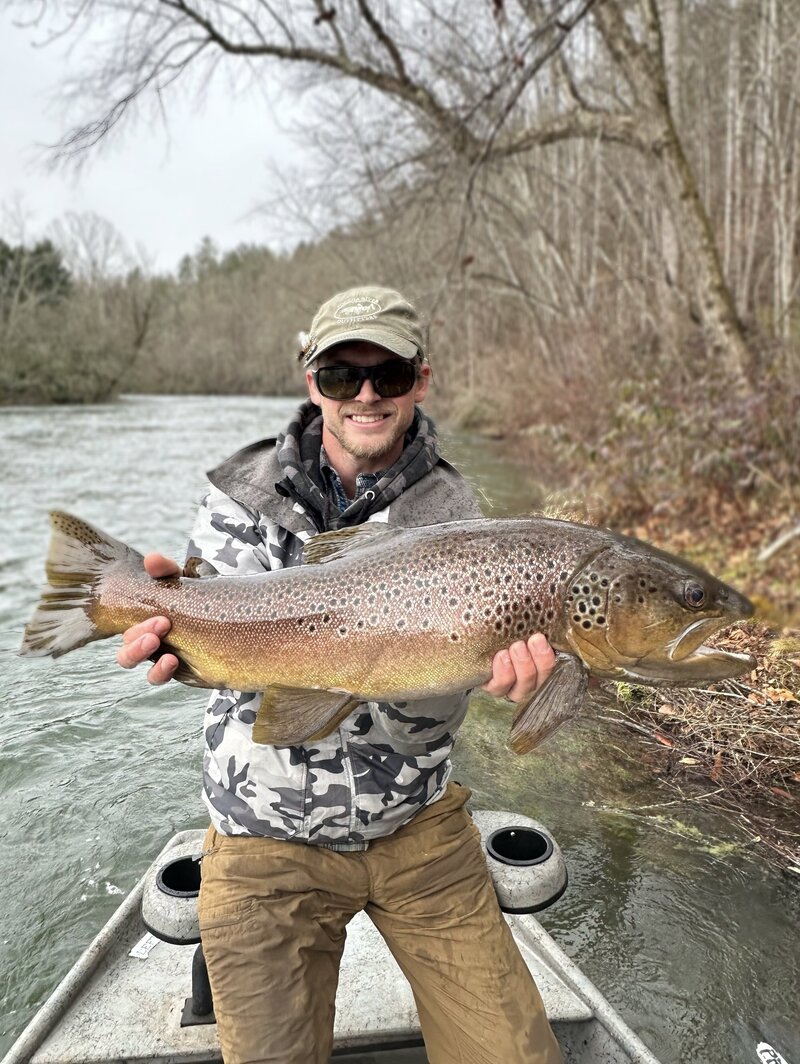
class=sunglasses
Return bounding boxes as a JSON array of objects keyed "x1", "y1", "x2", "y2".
[{"x1": 313, "y1": 360, "x2": 418, "y2": 401}]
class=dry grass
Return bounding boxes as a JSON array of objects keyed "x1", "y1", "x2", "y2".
[{"x1": 597, "y1": 622, "x2": 800, "y2": 871}]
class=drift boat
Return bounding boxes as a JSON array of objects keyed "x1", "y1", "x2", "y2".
[{"x1": 2, "y1": 812, "x2": 662, "y2": 1064}]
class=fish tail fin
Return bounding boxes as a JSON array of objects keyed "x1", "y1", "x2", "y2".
[{"x1": 19, "y1": 511, "x2": 143, "y2": 659}]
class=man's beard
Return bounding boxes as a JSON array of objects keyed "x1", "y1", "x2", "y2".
[{"x1": 326, "y1": 407, "x2": 411, "y2": 461}]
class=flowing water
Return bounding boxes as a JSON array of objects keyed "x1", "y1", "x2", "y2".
[{"x1": 0, "y1": 395, "x2": 797, "y2": 1063}]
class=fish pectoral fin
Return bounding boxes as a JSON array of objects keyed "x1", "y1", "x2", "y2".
[
  {"x1": 252, "y1": 687, "x2": 360, "y2": 746},
  {"x1": 508, "y1": 653, "x2": 588, "y2": 755}
]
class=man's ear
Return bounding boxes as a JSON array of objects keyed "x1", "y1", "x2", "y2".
[
  {"x1": 306, "y1": 368, "x2": 322, "y2": 404},
  {"x1": 414, "y1": 363, "x2": 431, "y2": 402}
]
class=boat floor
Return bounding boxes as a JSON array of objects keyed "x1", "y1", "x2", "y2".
[{"x1": 7, "y1": 831, "x2": 661, "y2": 1064}]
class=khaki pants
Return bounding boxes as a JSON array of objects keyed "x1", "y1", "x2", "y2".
[{"x1": 198, "y1": 783, "x2": 562, "y2": 1064}]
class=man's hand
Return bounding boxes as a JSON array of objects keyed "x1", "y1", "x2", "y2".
[
  {"x1": 481, "y1": 633, "x2": 556, "y2": 703},
  {"x1": 116, "y1": 553, "x2": 180, "y2": 685}
]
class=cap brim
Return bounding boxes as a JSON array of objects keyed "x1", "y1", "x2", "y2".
[{"x1": 306, "y1": 327, "x2": 418, "y2": 366}]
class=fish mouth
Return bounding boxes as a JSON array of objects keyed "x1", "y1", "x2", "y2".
[
  {"x1": 625, "y1": 644, "x2": 756, "y2": 686},
  {"x1": 666, "y1": 617, "x2": 721, "y2": 662},
  {"x1": 637, "y1": 612, "x2": 756, "y2": 683}
]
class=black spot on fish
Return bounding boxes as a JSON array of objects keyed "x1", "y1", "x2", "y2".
[
  {"x1": 582, "y1": 620, "x2": 592, "y2": 629},
  {"x1": 592, "y1": 596, "x2": 601, "y2": 606},
  {"x1": 597, "y1": 615, "x2": 606, "y2": 624}
]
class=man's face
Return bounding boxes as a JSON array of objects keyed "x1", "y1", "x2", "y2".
[{"x1": 306, "y1": 342, "x2": 430, "y2": 463}]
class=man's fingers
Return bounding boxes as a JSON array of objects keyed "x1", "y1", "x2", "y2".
[
  {"x1": 143, "y1": 552, "x2": 181, "y2": 579},
  {"x1": 527, "y1": 632, "x2": 556, "y2": 685},
  {"x1": 121, "y1": 616, "x2": 171, "y2": 646},
  {"x1": 146, "y1": 654, "x2": 179, "y2": 685},
  {"x1": 481, "y1": 649, "x2": 516, "y2": 698},
  {"x1": 480, "y1": 633, "x2": 557, "y2": 702},
  {"x1": 504, "y1": 639, "x2": 540, "y2": 702},
  {"x1": 117, "y1": 631, "x2": 161, "y2": 669}
]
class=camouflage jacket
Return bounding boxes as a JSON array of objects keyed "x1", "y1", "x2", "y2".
[{"x1": 188, "y1": 401, "x2": 483, "y2": 849}]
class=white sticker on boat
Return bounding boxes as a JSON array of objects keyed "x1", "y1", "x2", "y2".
[
  {"x1": 129, "y1": 932, "x2": 161, "y2": 959},
  {"x1": 757, "y1": 1043, "x2": 789, "y2": 1064}
]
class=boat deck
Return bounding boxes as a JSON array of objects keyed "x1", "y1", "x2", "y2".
[{"x1": 5, "y1": 831, "x2": 661, "y2": 1064}]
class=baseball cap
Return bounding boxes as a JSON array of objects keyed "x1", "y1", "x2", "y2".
[{"x1": 300, "y1": 286, "x2": 425, "y2": 367}]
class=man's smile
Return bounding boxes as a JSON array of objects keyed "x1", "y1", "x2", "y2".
[{"x1": 347, "y1": 413, "x2": 389, "y2": 423}]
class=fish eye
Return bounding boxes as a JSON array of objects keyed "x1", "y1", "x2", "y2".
[{"x1": 684, "y1": 582, "x2": 707, "y2": 609}]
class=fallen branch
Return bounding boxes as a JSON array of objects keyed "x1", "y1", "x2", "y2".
[{"x1": 758, "y1": 522, "x2": 800, "y2": 562}]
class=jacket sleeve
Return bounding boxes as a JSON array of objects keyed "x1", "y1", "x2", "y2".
[
  {"x1": 184, "y1": 486, "x2": 273, "y2": 576},
  {"x1": 369, "y1": 691, "x2": 471, "y2": 751}
]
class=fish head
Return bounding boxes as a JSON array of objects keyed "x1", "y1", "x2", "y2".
[{"x1": 563, "y1": 539, "x2": 755, "y2": 685}]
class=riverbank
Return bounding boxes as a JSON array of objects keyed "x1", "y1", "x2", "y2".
[{"x1": 480, "y1": 383, "x2": 800, "y2": 875}]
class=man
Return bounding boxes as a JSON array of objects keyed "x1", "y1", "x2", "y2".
[{"x1": 119, "y1": 286, "x2": 562, "y2": 1064}]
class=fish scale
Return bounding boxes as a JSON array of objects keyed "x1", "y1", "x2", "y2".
[{"x1": 20, "y1": 512, "x2": 756, "y2": 752}]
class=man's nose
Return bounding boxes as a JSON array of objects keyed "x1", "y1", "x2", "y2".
[{"x1": 354, "y1": 376, "x2": 380, "y2": 402}]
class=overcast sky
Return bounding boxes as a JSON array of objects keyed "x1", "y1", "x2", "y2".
[{"x1": 0, "y1": 10, "x2": 304, "y2": 273}]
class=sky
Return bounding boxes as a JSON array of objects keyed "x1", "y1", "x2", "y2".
[{"x1": 0, "y1": 9, "x2": 305, "y2": 273}]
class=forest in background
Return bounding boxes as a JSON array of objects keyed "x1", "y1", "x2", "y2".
[{"x1": 1, "y1": 0, "x2": 799, "y2": 864}]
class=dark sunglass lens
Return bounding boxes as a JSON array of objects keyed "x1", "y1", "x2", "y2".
[
  {"x1": 374, "y1": 362, "x2": 416, "y2": 397},
  {"x1": 316, "y1": 366, "x2": 361, "y2": 400}
]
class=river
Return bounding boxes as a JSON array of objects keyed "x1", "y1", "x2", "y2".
[{"x1": 0, "y1": 395, "x2": 797, "y2": 1063}]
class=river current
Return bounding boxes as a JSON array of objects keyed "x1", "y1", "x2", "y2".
[{"x1": 0, "y1": 395, "x2": 797, "y2": 1062}]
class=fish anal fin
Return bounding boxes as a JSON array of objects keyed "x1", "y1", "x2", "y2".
[
  {"x1": 252, "y1": 687, "x2": 359, "y2": 746},
  {"x1": 508, "y1": 654, "x2": 588, "y2": 755},
  {"x1": 156, "y1": 648, "x2": 217, "y2": 689},
  {"x1": 302, "y1": 525, "x2": 397, "y2": 565}
]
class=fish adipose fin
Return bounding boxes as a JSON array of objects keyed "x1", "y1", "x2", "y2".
[
  {"x1": 252, "y1": 687, "x2": 360, "y2": 746},
  {"x1": 509, "y1": 653, "x2": 588, "y2": 754},
  {"x1": 20, "y1": 511, "x2": 143, "y2": 659}
]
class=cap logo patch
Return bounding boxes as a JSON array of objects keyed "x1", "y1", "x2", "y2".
[{"x1": 335, "y1": 297, "x2": 381, "y2": 322}]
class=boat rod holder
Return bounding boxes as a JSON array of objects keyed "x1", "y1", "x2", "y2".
[{"x1": 141, "y1": 846, "x2": 216, "y2": 1027}]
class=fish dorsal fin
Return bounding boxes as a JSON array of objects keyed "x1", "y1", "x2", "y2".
[
  {"x1": 508, "y1": 654, "x2": 588, "y2": 754},
  {"x1": 183, "y1": 556, "x2": 220, "y2": 579},
  {"x1": 302, "y1": 524, "x2": 397, "y2": 565},
  {"x1": 252, "y1": 686, "x2": 360, "y2": 745}
]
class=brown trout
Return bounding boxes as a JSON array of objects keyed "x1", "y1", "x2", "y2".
[{"x1": 20, "y1": 511, "x2": 755, "y2": 752}]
